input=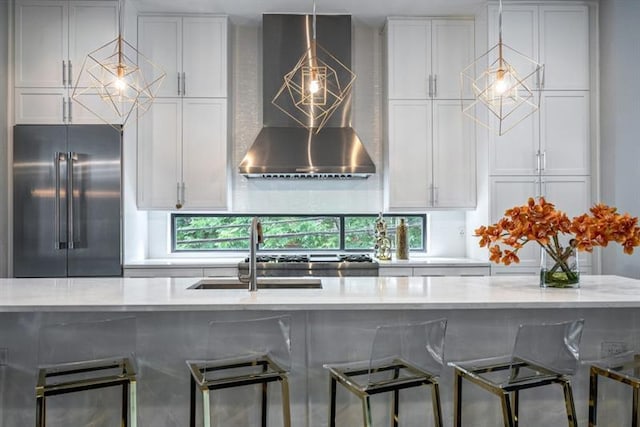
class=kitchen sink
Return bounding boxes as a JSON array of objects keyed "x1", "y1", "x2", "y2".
[{"x1": 188, "y1": 277, "x2": 323, "y2": 290}]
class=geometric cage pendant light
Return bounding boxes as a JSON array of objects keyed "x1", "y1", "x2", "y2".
[
  {"x1": 460, "y1": 0, "x2": 543, "y2": 136},
  {"x1": 72, "y1": 0, "x2": 165, "y2": 129},
  {"x1": 272, "y1": 0, "x2": 356, "y2": 133}
]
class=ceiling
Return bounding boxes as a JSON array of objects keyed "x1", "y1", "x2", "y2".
[{"x1": 131, "y1": 0, "x2": 489, "y2": 25}]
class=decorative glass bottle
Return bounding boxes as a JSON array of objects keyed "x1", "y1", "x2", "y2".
[{"x1": 395, "y1": 218, "x2": 409, "y2": 260}]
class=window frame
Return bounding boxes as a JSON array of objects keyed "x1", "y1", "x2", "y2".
[{"x1": 171, "y1": 213, "x2": 427, "y2": 253}]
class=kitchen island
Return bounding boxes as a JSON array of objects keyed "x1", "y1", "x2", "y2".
[{"x1": 1, "y1": 275, "x2": 640, "y2": 426}]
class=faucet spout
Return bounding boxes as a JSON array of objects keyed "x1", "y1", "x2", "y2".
[{"x1": 239, "y1": 217, "x2": 262, "y2": 291}]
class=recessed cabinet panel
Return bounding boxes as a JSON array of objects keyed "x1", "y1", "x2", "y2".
[
  {"x1": 137, "y1": 98, "x2": 181, "y2": 209},
  {"x1": 489, "y1": 112, "x2": 539, "y2": 175},
  {"x1": 387, "y1": 20, "x2": 430, "y2": 99},
  {"x1": 432, "y1": 101, "x2": 475, "y2": 207},
  {"x1": 432, "y1": 20, "x2": 475, "y2": 99},
  {"x1": 387, "y1": 101, "x2": 431, "y2": 210},
  {"x1": 182, "y1": 99, "x2": 227, "y2": 209},
  {"x1": 15, "y1": 1, "x2": 67, "y2": 87},
  {"x1": 138, "y1": 16, "x2": 181, "y2": 98},
  {"x1": 15, "y1": 88, "x2": 66, "y2": 124},
  {"x1": 541, "y1": 92, "x2": 590, "y2": 175},
  {"x1": 182, "y1": 17, "x2": 227, "y2": 97},
  {"x1": 540, "y1": 6, "x2": 589, "y2": 90}
]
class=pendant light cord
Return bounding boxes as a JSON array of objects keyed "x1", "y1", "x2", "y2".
[
  {"x1": 312, "y1": 0, "x2": 317, "y2": 40},
  {"x1": 498, "y1": 0, "x2": 503, "y2": 44}
]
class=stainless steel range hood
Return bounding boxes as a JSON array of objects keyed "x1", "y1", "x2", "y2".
[{"x1": 239, "y1": 14, "x2": 375, "y2": 179}]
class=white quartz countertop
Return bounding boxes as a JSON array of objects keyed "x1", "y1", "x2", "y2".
[
  {"x1": 123, "y1": 256, "x2": 490, "y2": 269},
  {"x1": 1, "y1": 275, "x2": 639, "y2": 312}
]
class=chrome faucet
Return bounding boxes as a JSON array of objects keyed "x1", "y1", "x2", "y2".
[{"x1": 239, "y1": 217, "x2": 263, "y2": 291}]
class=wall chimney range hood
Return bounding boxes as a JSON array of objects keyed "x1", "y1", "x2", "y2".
[{"x1": 238, "y1": 14, "x2": 375, "y2": 179}]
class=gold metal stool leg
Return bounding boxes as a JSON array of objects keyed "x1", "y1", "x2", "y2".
[
  {"x1": 329, "y1": 376, "x2": 337, "y2": 427},
  {"x1": 500, "y1": 392, "x2": 515, "y2": 427},
  {"x1": 511, "y1": 390, "x2": 519, "y2": 427},
  {"x1": 431, "y1": 382, "x2": 444, "y2": 427},
  {"x1": 561, "y1": 380, "x2": 578, "y2": 427},
  {"x1": 280, "y1": 377, "x2": 292, "y2": 427},
  {"x1": 589, "y1": 366, "x2": 598, "y2": 427},
  {"x1": 361, "y1": 395, "x2": 373, "y2": 427},
  {"x1": 454, "y1": 370, "x2": 463, "y2": 427}
]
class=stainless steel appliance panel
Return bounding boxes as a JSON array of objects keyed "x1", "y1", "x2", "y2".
[
  {"x1": 13, "y1": 125, "x2": 122, "y2": 277},
  {"x1": 66, "y1": 125, "x2": 121, "y2": 276},
  {"x1": 13, "y1": 125, "x2": 68, "y2": 277}
]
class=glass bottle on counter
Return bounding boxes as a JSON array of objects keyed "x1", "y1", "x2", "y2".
[{"x1": 396, "y1": 218, "x2": 409, "y2": 260}]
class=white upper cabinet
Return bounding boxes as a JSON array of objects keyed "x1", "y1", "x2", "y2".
[
  {"x1": 138, "y1": 15, "x2": 227, "y2": 98},
  {"x1": 386, "y1": 18, "x2": 474, "y2": 100},
  {"x1": 15, "y1": 1, "x2": 117, "y2": 88},
  {"x1": 386, "y1": 100, "x2": 475, "y2": 210},
  {"x1": 14, "y1": 0, "x2": 118, "y2": 124},
  {"x1": 489, "y1": 91, "x2": 589, "y2": 176},
  {"x1": 137, "y1": 98, "x2": 227, "y2": 210},
  {"x1": 488, "y1": 4, "x2": 589, "y2": 90}
]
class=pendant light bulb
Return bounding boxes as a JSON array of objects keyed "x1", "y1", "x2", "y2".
[{"x1": 309, "y1": 79, "x2": 320, "y2": 94}]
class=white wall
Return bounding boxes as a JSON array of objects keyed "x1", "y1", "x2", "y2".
[
  {"x1": 1, "y1": 0, "x2": 8, "y2": 277},
  {"x1": 599, "y1": 0, "x2": 640, "y2": 278}
]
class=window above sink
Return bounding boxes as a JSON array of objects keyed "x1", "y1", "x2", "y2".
[{"x1": 172, "y1": 214, "x2": 426, "y2": 253}]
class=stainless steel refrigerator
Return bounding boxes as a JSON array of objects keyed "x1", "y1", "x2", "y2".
[{"x1": 13, "y1": 125, "x2": 122, "y2": 277}]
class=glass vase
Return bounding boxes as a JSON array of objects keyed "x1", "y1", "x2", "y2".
[{"x1": 540, "y1": 247, "x2": 580, "y2": 288}]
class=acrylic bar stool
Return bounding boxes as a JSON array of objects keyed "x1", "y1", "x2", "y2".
[
  {"x1": 187, "y1": 315, "x2": 292, "y2": 427},
  {"x1": 589, "y1": 352, "x2": 640, "y2": 426},
  {"x1": 324, "y1": 318, "x2": 447, "y2": 427},
  {"x1": 450, "y1": 319, "x2": 584, "y2": 427},
  {"x1": 35, "y1": 317, "x2": 137, "y2": 427}
]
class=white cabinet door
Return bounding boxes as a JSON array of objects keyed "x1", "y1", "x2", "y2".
[
  {"x1": 15, "y1": 1, "x2": 68, "y2": 88},
  {"x1": 386, "y1": 100, "x2": 431, "y2": 210},
  {"x1": 432, "y1": 20, "x2": 474, "y2": 99},
  {"x1": 432, "y1": 100, "x2": 475, "y2": 208},
  {"x1": 182, "y1": 17, "x2": 227, "y2": 98},
  {"x1": 490, "y1": 176, "x2": 541, "y2": 267},
  {"x1": 539, "y1": 6, "x2": 589, "y2": 90},
  {"x1": 542, "y1": 176, "x2": 592, "y2": 267},
  {"x1": 182, "y1": 99, "x2": 228, "y2": 209},
  {"x1": 138, "y1": 16, "x2": 182, "y2": 97},
  {"x1": 137, "y1": 98, "x2": 182, "y2": 209},
  {"x1": 15, "y1": 88, "x2": 66, "y2": 124},
  {"x1": 68, "y1": 1, "x2": 118, "y2": 88},
  {"x1": 540, "y1": 92, "x2": 590, "y2": 176},
  {"x1": 386, "y1": 19, "x2": 431, "y2": 100},
  {"x1": 489, "y1": 111, "x2": 539, "y2": 175},
  {"x1": 488, "y1": 5, "x2": 539, "y2": 87}
]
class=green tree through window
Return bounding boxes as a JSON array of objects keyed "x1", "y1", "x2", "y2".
[{"x1": 173, "y1": 214, "x2": 425, "y2": 252}]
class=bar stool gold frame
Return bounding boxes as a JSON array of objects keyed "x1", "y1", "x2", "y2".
[
  {"x1": 35, "y1": 356, "x2": 137, "y2": 427},
  {"x1": 326, "y1": 358, "x2": 443, "y2": 427},
  {"x1": 187, "y1": 354, "x2": 291, "y2": 427},
  {"x1": 589, "y1": 354, "x2": 640, "y2": 426},
  {"x1": 452, "y1": 357, "x2": 578, "y2": 427}
]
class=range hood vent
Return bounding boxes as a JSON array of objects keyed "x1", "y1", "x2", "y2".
[{"x1": 239, "y1": 14, "x2": 375, "y2": 179}]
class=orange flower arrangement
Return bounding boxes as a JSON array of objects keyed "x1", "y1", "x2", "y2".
[{"x1": 476, "y1": 197, "x2": 640, "y2": 284}]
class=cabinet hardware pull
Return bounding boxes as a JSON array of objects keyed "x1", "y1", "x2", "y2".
[
  {"x1": 182, "y1": 72, "x2": 186, "y2": 96},
  {"x1": 536, "y1": 150, "x2": 541, "y2": 174},
  {"x1": 428, "y1": 75, "x2": 433, "y2": 98},
  {"x1": 177, "y1": 73, "x2": 181, "y2": 96},
  {"x1": 176, "y1": 182, "x2": 182, "y2": 209},
  {"x1": 433, "y1": 75, "x2": 438, "y2": 98},
  {"x1": 62, "y1": 61, "x2": 67, "y2": 87},
  {"x1": 181, "y1": 182, "x2": 186, "y2": 206},
  {"x1": 68, "y1": 60, "x2": 73, "y2": 87},
  {"x1": 541, "y1": 66, "x2": 545, "y2": 89},
  {"x1": 541, "y1": 150, "x2": 546, "y2": 171},
  {"x1": 62, "y1": 98, "x2": 67, "y2": 123},
  {"x1": 68, "y1": 99, "x2": 72, "y2": 123}
]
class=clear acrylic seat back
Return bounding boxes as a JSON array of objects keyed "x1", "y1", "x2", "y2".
[
  {"x1": 38, "y1": 316, "x2": 137, "y2": 369},
  {"x1": 511, "y1": 319, "x2": 584, "y2": 376},
  {"x1": 367, "y1": 318, "x2": 447, "y2": 386},
  {"x1": 204, "y1": 315, "x2": 292, "y2": 382}
]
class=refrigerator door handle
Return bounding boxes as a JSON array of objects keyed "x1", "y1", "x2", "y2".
[
  {"x1": 54, "y1": 152, "x2": 65, "y2": 249},
  {"x1": 67, "y1": 152, "x2": 79, "y2": 249}
]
